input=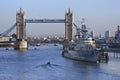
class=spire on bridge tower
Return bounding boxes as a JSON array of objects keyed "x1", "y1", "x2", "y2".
[
  {"x1": 19, "y1": 8, "x2": 24, "y2": 14},
  {"x1": 20, "y1": 8, "x2": 22, "y2": 13},
  {"x1": 68, "y1": 8, "x2": 71, "y2": 13}
]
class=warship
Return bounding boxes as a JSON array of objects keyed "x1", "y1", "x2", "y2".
[{"x1": 62, "y1": 21, "x2": 100, "y2": 62}]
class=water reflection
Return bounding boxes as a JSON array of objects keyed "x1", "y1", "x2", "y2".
[
  {"x1": 16, "y1": 49, "x2": 27, "y2": 53},
  {"x1": 0, "y1": 46, "x2": 120, "y2": 80}
]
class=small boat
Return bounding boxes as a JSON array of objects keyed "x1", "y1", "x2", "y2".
[
  {"x1": 54, "y1": 43, "x2": 59, "y2": 46},
  {"x1": 62, "y1": 21, "x2": 100, "y2": 62}
]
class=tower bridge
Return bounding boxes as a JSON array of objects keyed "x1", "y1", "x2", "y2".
[{"x1": 1, "y1": 8, "x2": 73, "y2": 49}]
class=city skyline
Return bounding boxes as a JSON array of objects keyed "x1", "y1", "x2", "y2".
[{"x1": 0, "y1": 0, "x2": 120, "y2": 37}]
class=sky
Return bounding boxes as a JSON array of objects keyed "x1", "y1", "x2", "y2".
[{"x1": 0, "y1": 0, "x2": 120, "y2": 37}]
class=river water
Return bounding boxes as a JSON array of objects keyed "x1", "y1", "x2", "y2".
[{"x1": 0, "y1": 44, "x2": 120, "y2": 80}]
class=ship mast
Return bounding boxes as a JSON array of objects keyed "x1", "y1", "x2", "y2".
[{"x1": 81, "y1": 18, "x2": 86, "y2": 31}]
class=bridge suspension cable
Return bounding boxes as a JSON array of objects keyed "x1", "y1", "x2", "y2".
[{"x1": 0, "y1": 23, "x2": 16, "y2": 36}]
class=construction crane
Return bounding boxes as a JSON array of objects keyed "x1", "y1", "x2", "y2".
[{"x1": 0, "y1": 23, "x2": 16, "y2": 36}]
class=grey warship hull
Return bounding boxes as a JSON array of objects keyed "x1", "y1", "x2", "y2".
[{"x1": 62, "y1": 50, "x2": 99, "y2": 62}]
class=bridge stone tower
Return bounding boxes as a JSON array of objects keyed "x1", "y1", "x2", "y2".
[
  {"x1": 15, "y1": 8, "x2": 27, "y2": 50},
  {"x1": 16, "y1": 8, "x2": 26, "y2": 39},
  {"x1": 65, "y1": 8, "x2": 73, "y2": 42}
]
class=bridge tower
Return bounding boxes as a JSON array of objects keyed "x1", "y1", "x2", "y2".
[
  {"x1": 15, "y1": 8, "x2": 27, "y2": 49},
  {"x1": 65, "y1": 8, "x2": 73, "y2": 42},
  {"x1": 16, "y1": 8, "x2": 26, "y2": 39}
]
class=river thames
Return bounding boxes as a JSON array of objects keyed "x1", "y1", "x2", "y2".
[{"x1": 0, "y1": 44, "x2": 120, "y2": 80}]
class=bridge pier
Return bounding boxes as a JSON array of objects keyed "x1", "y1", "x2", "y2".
[
  {"x1": 15, "y1": 8, "x2": 28, "y2": 50},
  {"x1": 14, "y1": 39, "x2": 28, "y2": 50}
]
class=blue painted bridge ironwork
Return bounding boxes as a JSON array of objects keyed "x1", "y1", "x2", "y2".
[{"x1": 25, "y1": 19, "x2": 65, "y2": 23}]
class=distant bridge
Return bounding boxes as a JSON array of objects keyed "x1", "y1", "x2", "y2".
[
  {"x1": 0, "y1": 8, "x2": 73, "y2": 49},
  {"x1": 0, "y1": 8, "x2": 73, "y2": 42}
]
